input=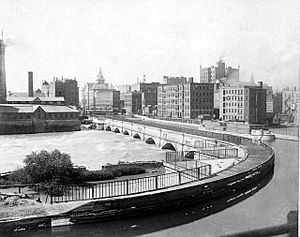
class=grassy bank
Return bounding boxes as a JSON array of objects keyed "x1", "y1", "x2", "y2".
[
  {"x1": 0, "y1": 161, "x2": 164, "y2": 220},
  {"x1": 0, "y1": 197, "x2": 47, "y2": 221}
]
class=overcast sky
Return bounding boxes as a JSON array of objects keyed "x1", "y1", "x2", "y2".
[{"x1": 0, "y1": 0, "x2": 299, "y2": 92}]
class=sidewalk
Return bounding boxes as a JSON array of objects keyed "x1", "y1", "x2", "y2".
[
  {"x1": 143, "y1": 117, "x2": 299, "y2": 143},
  {"x1": 273, "y1": 133, "x2": 299, "y2": 142}
]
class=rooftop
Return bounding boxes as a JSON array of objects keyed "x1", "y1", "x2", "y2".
[
  {"x1": 7, "y1": 96, "x2": 65, "y2": 102},
  {"x1": 0, "y1": 104, "x2": 78, "y2": 113}
]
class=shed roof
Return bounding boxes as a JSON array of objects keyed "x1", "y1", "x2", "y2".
[
  {"x1": 7, "y1": 97, "x2": 65, "y2": 102},
  {"x1": 0, "y1": 104, "x2": 78, "y2": 113}
]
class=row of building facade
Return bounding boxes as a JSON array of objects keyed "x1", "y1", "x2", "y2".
[
  {"x1": 1, "y1": 40, "x2": 298, "y2": 126},
  {"x1": 157, "y1": 77, "x2": 214, "y2": 119},
  {"x1": 8, "y1": 72, "x2": 80, "y2": 108},
  {"x1": 87, "y1": 60, "x2": 296, "y2": 125}
]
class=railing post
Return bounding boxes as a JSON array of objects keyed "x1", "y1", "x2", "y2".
[
  {"x1": 208, "y1": 165, "x2": 212, "y2": 176},
  {"x1": 92, "y1": 185, "x2": 94, "y2": 199},
  {"x1": 197, "y1": 167, "x2": 200, "y2": 179},
  {"x1": 126, "y1": 179, "x2": 129, "y2": 195},
  {"x1": 155, "y1": 175, "x2": 158, "y2": 189},
  {"x1": 178, "y1": 171, "x2": 181, "y2": 184},
  {"x1": 50, "y1": 187, "x2": 53, "y2": 204}
]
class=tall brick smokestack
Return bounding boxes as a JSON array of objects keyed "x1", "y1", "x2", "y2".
[
  {"x1": 0, "y1": 31, "x2": 7, "y2": 103},
  {"x1": 28, "y1": 71, "x2": 33, "y2": 97}
]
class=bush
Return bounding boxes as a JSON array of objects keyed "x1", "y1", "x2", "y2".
[
  {"x1": 6, "y1": 150, "x2": 147, "y2": 188},
  {"x1": 110, "y1": 165, "x2": 145, "y2": 177},
  {"x1": 78, "y1": 170, "x2": 114, "y2": 182},
  {"x1": 10, "y1": 150, "x2": 76, "y2": 185},
  {"x1": 76, "y1": 166, "x2": 145, "y2": 182}
]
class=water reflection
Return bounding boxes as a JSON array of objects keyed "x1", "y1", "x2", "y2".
[{"x1": 13, "y1": 168, "x2": 274, "y2": 237}]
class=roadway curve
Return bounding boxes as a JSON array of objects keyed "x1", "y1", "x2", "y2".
[{"x1": 65, "y1": 116, "x2": 275, "y2": 224}]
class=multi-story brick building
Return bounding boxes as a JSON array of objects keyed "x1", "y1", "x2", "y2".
[
  {"x1": 273, "y1": 93, "x2": 283, "y2": 115},
  {"x1": 62, "y1": 79, "x2": 79, "y2": 107},
  {"x1": 265, "y1": 90, "x2": 282, "y2": 125},
  {"x1": 41, "y1": 77, "x2": 79, "y2": 107},
  {"x1": 282, "y1": 87, "x2": 299, "y2": 113},
  {"x1": 158, "y1": 81, "x2": 214, "y2": 119},
  {"x1": 264, "y1": 84, "x2": 275, "y2": 124},
  {"x1": 219, "y1": 83, "x2": 266, "y2": 124},
  {"x1": 281, "y1": 86, "x2": 299, "y2": 123},
  {"x1": 130, "y1": 82, "x2": 160, "y2": 115},
  {"x1": 200, "y1": 59, "x2": 239, "y2": 84},
  {"x1": 199, "y1": 67, "x2": 212, "y2": 83},
  {"x1": 162, "y1": 76, "x2": 188, "y2": 85},
  {"x1": 123, "y1": 91, "x2": 142, "y2": 115},
  {"x1": 93, "y1": 89, "x2": 120, "y2": 113}
]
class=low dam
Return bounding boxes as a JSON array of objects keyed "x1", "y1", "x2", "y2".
[{"x1": 0, "y1": 116, "x2": 275, "y2": 233}]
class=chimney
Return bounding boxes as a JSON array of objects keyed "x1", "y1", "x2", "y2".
[
  {"x1": 188, "y1": 77, "x2": 194, "y2": 83},
  {"x1": 258, "y1": 81, "x2": 263, "y2": 88},
  {"x1": 28, "y1": 71, "x2": 33, "y2": 97},
  {"x1": 0, "y1": 35, "x2": 7, "y2": 103}
]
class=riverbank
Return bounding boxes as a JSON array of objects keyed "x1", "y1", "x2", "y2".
[{"x1": 0, "y1": 165, "x2": 165, "y2": 222}]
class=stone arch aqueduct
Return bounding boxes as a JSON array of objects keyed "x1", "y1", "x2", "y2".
[{"x1": 104, "y1": 118, "x2": 244, "y2": 156}]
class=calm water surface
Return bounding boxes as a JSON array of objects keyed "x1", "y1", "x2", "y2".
[{"x1": 1, "y1": 131, "x2": 298, "y2": 236}]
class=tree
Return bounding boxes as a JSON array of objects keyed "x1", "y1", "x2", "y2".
[{"x1": 23, "y1": 149, "x2": 75, "y2": 185}]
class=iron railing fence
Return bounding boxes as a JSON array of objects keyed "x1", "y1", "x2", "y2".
[
  {"x1": 195, "y1": 148, "x2": 239, "y2": 159},
  {"x1": 164, "y1": 152, "x2": 212, "y2": 178},
  {"x1": 165, "y1": 148, "x2": 238, "y2": 164},
  {"x1": 49, "y1": 165, "x2": 212, "y2": 204},
  {"x1": 165, "y1": 152, "x2": 204, "y2": 170}
]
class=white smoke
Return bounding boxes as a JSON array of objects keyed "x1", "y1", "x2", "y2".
[
  {"x1": 3, "y1": 36, "x2": 32, "y2": 51},
  {"x1": 4, "y1": 37, "x2": 21, "y2": 47}
]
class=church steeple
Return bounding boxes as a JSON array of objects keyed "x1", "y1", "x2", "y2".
[
  {"x1": 250, "y1": 73, "x2": 255, "y2": 84},
  {"x1": 96, "y1": 67, "x2": 105, "y2": 84}
]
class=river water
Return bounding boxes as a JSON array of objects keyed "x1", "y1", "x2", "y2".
[
  {"x1": 1, "y1": 130, "x2": 298, "y2": 236},
  {"x1": 0, "y1": 130, "x2": 167, "y2": 173}
]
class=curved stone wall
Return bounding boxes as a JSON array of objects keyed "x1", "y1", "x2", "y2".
[{"x1": 64, "y1": 118, "x2": 275, "y2": 223}]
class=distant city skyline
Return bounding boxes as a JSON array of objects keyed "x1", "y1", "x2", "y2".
[{"x1": 0, "y1": 0, "x2": 299, "y2": 92}]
